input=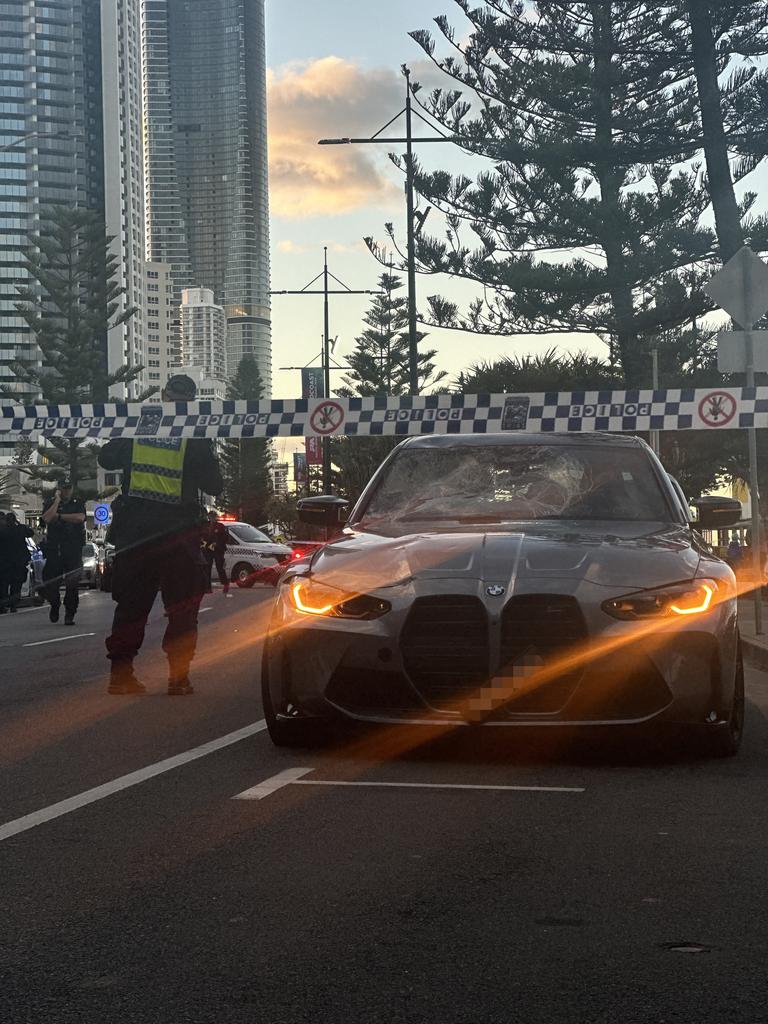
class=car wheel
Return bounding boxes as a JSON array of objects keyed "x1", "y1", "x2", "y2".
[
  {"x1": 233, "y1": 562, "x2": 255, "y2": 589},
  {"x1": 261, "y1": 643, "x2": 330, "y2": 747},
  {"x1": 706, "y1": 647, "x2": 745, "y2": 758}
]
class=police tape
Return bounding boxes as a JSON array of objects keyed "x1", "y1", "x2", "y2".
[{"x1": 0, "y1": 387, "x2": 761, "y2": 439}]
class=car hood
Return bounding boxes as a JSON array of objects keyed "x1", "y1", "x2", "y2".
[{"x1": 308, "y1": 522, "x2": 702, "y2": 592}]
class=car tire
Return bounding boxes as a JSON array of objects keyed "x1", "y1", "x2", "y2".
[
  {"x1": 233, "y1": 562, "x2": 255, "y2": 589},
  {"x1": 261, "y1": 644, "x2": 330, "y2": 747},
  {"x1": 706, "y1": 646, "x2": 745, "y2": 758}
]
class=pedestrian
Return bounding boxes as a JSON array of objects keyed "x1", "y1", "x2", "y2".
[
  {"x1": 726, "y1": 534, "x2": 742, "y2": 571},
  {"x1": 0, "y1": 512, "x2": 34, "y2": 613},
  {"x1": 203, "y1": 510, "x2": 232, "y2": 597},
  {"x1": 97, "y1": 374, "x2": 224, "y2": 696},
  {"x1": 40, "y1": 480, "x2": 87, "y2": 625}
]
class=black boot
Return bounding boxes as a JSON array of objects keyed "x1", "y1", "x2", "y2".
[{"x1": 108, "y1": 661, "x2": 146, "y2": 695}]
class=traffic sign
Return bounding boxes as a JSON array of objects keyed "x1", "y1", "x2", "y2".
[
  {"x1": 93, "y1": 503, "x2": 112, "y2": 525},
  {"x1": 716, "y1": 331, "x2": 768, "y2": 373},
  {"x1": 705, "y1": 246, "x2": 768, "y2": 329}
]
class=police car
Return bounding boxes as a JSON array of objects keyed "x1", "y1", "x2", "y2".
[{"x1": 219, "y1": 520, "x2": 293, "y2": 587}]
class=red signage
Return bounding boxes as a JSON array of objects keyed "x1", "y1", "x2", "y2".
[{"x1": 698, "y1": 390, "x2": 737, "y2": 428}]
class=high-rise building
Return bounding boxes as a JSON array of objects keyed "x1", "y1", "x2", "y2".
[
  {"x1": 0, "y1": 0, "x2": 105, "y2": 458},
  {"x1": 101, "y1": 0, "x2": 146, "y2": 398},
  {"x1": 142, "y1": 0, "x2": 271, "y2": 391},
  {"x1": 143, "y1": 260, "x2": 176, "y2": 391},
  {"x1": 180, "y1": 286, "x2": 227, "y2": 381}
]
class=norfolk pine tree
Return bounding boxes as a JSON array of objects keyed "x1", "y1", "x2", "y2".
[
  {"x1": 396, "y1": 2, "x2": 768, "y2": 386},
  {"x1": 333, "y1": 273, "x2": 445, "y2": 503},
  {"x1": 9, "y1": 206, "x2": 146, "y2": 495},
  {"x1": 219, "y1": 355, "x2": 273, "y2": 525}
]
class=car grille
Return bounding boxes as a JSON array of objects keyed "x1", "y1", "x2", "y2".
[
  {"x1": 495, "y1": 595, "x2": 587, "y2": 715},
  {"x1": 401, "y1": 596, "x2": 488, "y2": 710},
  {"x1": 325, "y1": 668, "x2": 425, "y2": 716}
]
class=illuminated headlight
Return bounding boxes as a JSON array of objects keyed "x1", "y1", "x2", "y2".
[
  {"x1": 602, "y1": 580, "x2": 719, "y2": 621},
  {"x1": 82, "y1": 558, "x2": 96, "y2": 569},
  {"x1": 288, "y1": 578, "x2": 390, "y2": 620}
]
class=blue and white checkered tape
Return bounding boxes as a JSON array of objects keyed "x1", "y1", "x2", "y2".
[{"x1": 0, "y1": 388, "x2": 760, "y2": 439}]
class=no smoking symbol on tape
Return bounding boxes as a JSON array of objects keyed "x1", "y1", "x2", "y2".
[
  {"x1": 698, "y1": 391, "x2": 737, "y2": 427},
  {"x1": 310, "y1": 400, "x2": 344, "y2": 435}
]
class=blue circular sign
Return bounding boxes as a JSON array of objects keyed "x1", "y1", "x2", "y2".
[{"x1": 94, "y1": 503, "x2": 111, "y2": 524}]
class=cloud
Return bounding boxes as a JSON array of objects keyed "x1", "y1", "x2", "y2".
[
  {"x1": 268, "y1": 57, "x2": 403, "y2": 219},
  {"x1": 276, "y1": 239, "x2": 308, "y2": 254}
]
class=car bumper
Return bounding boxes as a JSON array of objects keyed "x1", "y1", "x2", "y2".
[{"x1": 265, "y1": 581, "x2": 739, "y2": 730}]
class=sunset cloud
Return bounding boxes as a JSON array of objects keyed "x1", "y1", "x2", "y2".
[{"x1": 268, "y1": 57, "x2": 403, "y2": 218}]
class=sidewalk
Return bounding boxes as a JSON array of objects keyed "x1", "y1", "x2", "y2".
[{"x1": 739, "y1": 598, "x2": 768, "y2": 669}]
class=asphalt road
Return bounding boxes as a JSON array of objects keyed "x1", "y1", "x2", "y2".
[{"x1": 2, "y1": 587, "x2": 768, "y2": 1023}]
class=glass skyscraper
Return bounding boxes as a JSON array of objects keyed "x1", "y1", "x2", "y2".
[
  {"x1": 0, "y1": 0, "x2": 104, "y2": 422},
  {"x1": 142, "y1": 0, "x2": 271, "y2": 391}
]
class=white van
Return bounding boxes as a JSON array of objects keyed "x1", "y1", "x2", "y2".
[{"x1": 219, "y1": 521, "x2": 292, "y2": 587}]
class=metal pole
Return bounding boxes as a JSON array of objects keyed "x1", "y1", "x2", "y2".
[
  {"x1": 746, "y1": 330, "x2": 763, "y2": 632},
  {"x1": 322, "y1": 247, "x2": 333, "y2": 494},
  {"x1": 404, "y1": 70, "x2": 419, "y2": 395},
  {"x1": 650, "y1": 348, "x2": 660, "y2": 455}
]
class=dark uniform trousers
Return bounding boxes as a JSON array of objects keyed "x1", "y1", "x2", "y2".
[
  {"x1": 0, "y1": 563, "x2": 27, "y2": 611},
  {"x1": 42, "y1": 548, "x2": 82, "y2": 615},
  {"x1": 106, "y1": 530, "x2": 207, "y2": 680},
  {"x1": 205, "y1": 546, "x2": 228, "y2": 590}
]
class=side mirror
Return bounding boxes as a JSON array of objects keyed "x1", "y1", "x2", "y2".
[
  {"x1": 691, "y1": 496, "x2": 743, "y2": 530},
  {"x1": 297, "y1": 495, "x2": 349, "y2": 528}
]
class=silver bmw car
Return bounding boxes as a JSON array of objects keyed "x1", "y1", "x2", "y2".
[{"x1": 262, "y1": 433, "x2": 744, "y2": 756}]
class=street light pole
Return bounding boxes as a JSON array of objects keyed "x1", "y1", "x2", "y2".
[
  {"x1": 404, "y1": 71, "x2": 419, "y2": 395},
  {"x1": 271, "y1": 252, "x2": 381, "y2": 494},
  {"x1": 319, "y1": 70, "x2": 466, "y2": 395},
  {"x1": 0, "y1": 128, "x2": 80, "y2": 153}
]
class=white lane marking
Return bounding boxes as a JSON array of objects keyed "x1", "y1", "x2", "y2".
[
  {"x1": 199, "y1": 607, "x2": 213, "y2": 614},
  {"x1": 23, "y1": 632, "x2": 96, "y2": 648},
  {"x1": 293, "y1": 780, "x2": 584, "y2": 794},
  {"x1": 233, "y1": 767, "x2": 313, "y2": 800},
  {"x1": 0, "y1": 720, "x2": 267, "y2": 844}
]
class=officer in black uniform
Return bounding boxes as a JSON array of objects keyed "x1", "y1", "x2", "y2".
[
  {"x1": 40, "y1": 480, "x2": 87, "y2": 624},
  {"x1": 0, "y1": 512, "x2": 34, "y2": 613},
  {"x1": 203, "y1": 510, "x2": 231, "y2": 596},
  {"x1": 97, "y1": 374, "x2": 224, "y2": 695}
]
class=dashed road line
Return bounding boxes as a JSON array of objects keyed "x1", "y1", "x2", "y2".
[
  {"x1": 294, "y1": 779, "x2": 585, "y2": 794},
  {"x1": 23, "y1": 632, "x2": 96, "y2": 648},
  {"x1": 0, "y1": 720, "x2": 268, "y2": 844},
  {"x1": 233, "y1": 767, "x2": 313, "y2": 800},
  {"x1": 233, "y1": 772, "x2": 585, "y2": 802}
]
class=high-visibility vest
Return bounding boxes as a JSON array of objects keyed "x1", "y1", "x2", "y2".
[{"x1": 128, "y1": 438, "x2": 188, "y2": 504}]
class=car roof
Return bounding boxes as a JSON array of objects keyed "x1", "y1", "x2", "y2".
[{"x1": 400, "y1": 432, "x2": 649, "y2": 450}]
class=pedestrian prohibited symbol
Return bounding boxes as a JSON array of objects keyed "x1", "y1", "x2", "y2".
[
  {"x1": 698, "y1": 391, "x2": 737, "y2": 428},
  {"x1": 310, "y1": 400, "x2": 344, "y2": 435},
  {"x1": 93, "y1": 503, "x2": 112, "y2": 524}
]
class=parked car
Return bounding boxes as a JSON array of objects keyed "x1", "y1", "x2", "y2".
[
  {"x1": 219, "y1": 521, "x2": 293, "y2": 588},
  {"x1": 262, "y1": 432, "x2": 744, "y2": 757},
  {"x1": 99, "y1": 543, "x2": 116, "y2": 592},
  {"x1": 80, "y1": 542, "x2": 102, "y2": 589}
]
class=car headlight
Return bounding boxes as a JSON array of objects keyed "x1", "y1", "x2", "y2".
[
  {"x1": 602, "y1": 580, "x2": 720, "y2": 621},
  {"x1": 288, "y1": 578, "x2": 390, "y2": 620}
]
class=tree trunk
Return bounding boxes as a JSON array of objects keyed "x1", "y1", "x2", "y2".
[
  {"x1": 686, "y1": 0, "x2": 744, "y2": 263},
  {"x1": 68, "y1": 438, "x2": 79, "y2": 492},
  {"x1": 592, "y1": 1, "x2": 645, "y2": 388}
]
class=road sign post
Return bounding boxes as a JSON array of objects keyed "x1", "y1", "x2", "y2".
[{"x1": 707, "y1": 246, "x2": 768, "y2": 633}]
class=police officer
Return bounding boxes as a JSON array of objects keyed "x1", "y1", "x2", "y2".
[
  {"x1": 0, "y1": 512, "x2": 34, "y2": 613},
  {"x1": 40, "y1": 480, "x2": 87, "y2": 624},
  {"x1": 97, "y1": 374, "x2": 224, "y2": 695},
  {"x1": 203, "y1": 510, "x2": 231, "y2": 597}
]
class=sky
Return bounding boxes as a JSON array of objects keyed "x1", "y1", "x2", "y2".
[{"x1": 264, "y1": 0, "x2": 606, "y2": 408}]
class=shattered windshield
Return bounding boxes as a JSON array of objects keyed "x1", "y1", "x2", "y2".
[{"x1": 360, "y1": 445, "x2": 671, "y2": 525}]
